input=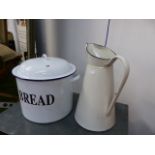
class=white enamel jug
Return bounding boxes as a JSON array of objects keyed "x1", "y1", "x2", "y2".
[{"x1": 74, "y1": 43, "x2": 130, "y2": 132}]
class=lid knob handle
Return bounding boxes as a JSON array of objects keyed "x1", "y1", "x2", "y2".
[{"x1": 42, "y1": 54, "x2": 48, "y2": 59}]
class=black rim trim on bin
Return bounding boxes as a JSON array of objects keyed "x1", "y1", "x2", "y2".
[{"x1": 13, "y1": 70, "x2": 76, "y2": 82}]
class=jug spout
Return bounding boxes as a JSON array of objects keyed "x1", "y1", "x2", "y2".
[{"x1": 86, "y1": 43, "x2": 117, "y2": 66}]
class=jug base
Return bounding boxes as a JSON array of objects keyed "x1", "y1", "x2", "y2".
[{"x1": 74, "y1": 116, "x2": 115, "y2": 132}]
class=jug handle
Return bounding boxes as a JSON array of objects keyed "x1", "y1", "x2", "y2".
[{"x1": 106, "y1": 55, "x2": 130, "y2": 115}]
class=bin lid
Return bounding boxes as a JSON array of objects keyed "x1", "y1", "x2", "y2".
[{"x1": 12, "y1": 54, "x2": 76, "y2": 81}]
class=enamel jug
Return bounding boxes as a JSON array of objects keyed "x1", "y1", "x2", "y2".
[{"x1": 75, "y1": 43, "x2": 130, "y2": 131}]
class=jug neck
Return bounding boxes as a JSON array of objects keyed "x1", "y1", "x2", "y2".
[{"x1": 87, "y1": 54, "x2": 116, "y2": 67}]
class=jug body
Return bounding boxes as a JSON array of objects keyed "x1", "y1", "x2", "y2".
[
  {"x1": 74, "y1": 43, "x2": 129, "y2": 132},
  {"x1": 75, "y1": 64, "x2": 115, "y2": 131}
]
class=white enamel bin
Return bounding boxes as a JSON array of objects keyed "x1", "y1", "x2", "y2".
[{"x1": 12, "y1": 55, "x2": 79, "y2": 123}]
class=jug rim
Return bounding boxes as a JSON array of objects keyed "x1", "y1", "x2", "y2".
[{"x1": 86, "y1": 43, "x2": 116, "y2": 60}]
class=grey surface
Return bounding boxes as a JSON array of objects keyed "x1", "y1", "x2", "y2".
[{"x1": 0, "y1": 94, "x2": 128, "y2": 135}]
